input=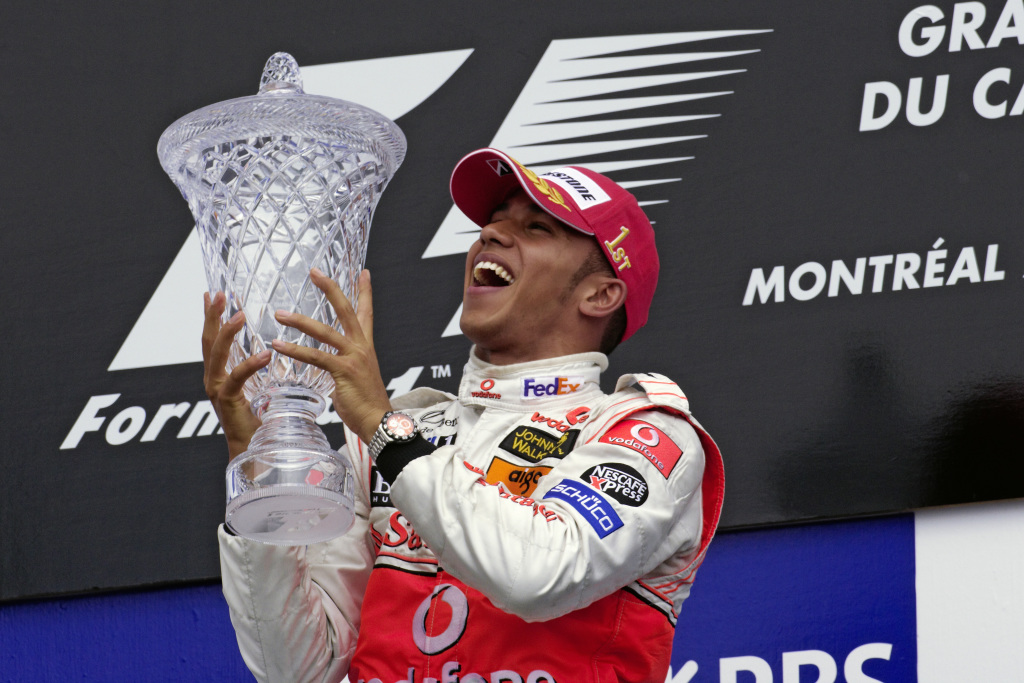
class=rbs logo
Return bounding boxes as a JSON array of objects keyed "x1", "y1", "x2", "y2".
[
  {"x1": 522, "y1": 376, "x2": 583, "y2": 398},
  {"x1": 713, "y1": 643, "x2": 894, "y2": 683}
]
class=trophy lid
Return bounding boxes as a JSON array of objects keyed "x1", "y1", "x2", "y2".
[{"x1": 157, "y1": 52, "x2": 407, "y2": 179}]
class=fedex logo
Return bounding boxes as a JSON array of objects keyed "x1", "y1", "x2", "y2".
[{"x1": 522, "y1": 376, "x2": 583, "y2": 398}]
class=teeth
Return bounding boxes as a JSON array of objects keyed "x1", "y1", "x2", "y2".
[{"x1": 474, "y1": 261, "x2": 515, "y2": 285}]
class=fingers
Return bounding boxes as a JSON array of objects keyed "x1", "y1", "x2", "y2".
[
  {"x1": 269, "y1": 338, "x2": 339, "y2": 371},
  {"x1": 201, "y1": 291, "x2": 225, "y2": 362},
  {"x1": 310, "y1": 268, "x2": 367, "y2": 345},
  {"x1": 356, "y1": 270, "x2": 375, "y2": 346},
  {"x1": 212, "y1": 310, "x2": 246, "y2": 364},
  {"x1": 205, "y1": 307, "x2": 247, "y2": 394},
  {"x1": 221, "y1": 349, "x2": 272, "y2": 397},
  {"x1": 274, "y1": 307, "x2": 347, "y2": 350}
]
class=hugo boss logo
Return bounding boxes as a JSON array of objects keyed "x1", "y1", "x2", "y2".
[{"x1": 582, "y1": 463, "x2": 649, "y2": 506}]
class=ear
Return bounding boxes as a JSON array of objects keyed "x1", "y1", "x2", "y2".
[{"x1": 579, "y1": 277, "x2": 628, "y2": 320}]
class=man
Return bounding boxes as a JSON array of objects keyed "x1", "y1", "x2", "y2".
[{"x1": 204, "y1": 148, "x2": 724, "y2": 683}]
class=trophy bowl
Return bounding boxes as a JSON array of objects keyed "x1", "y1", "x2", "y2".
[{"x1": 158, "y1": 52, "x2": 406, "y2": 544}]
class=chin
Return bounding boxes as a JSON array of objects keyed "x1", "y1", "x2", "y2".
[{"x1": 458, "y1": 314, "x2": 503, "y2": 351}]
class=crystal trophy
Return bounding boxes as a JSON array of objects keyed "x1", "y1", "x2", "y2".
[{"x1": 157, "y1": 52, "x2": 406, "y2": 544}]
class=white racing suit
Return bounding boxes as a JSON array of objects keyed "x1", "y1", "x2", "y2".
[{"x1": 219, "y1": 350, "x2": 724, "y2": 683}]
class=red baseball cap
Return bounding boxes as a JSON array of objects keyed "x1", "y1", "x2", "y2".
[{"x1": 450, "y1": 148, "x2": 659, "y2": 342}]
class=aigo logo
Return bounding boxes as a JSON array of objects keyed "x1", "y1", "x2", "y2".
[{"x1": 486, "y1": 456, "x2": 552, "y2": 496}]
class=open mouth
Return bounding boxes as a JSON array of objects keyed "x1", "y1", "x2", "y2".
[{"x1": 472, "y1": 260, "x2": 515, "y2": 287}]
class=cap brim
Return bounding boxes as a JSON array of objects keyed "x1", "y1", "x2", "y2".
[{"x1": 450, "y1": 148, "x2": 595, "y2": 235}]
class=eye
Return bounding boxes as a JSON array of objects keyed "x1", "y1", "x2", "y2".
[{"x1": 529, "y1": 221, "x2": 554, "y2": 233}]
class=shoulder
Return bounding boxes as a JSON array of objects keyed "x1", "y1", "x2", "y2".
[
  {"x1": 587, "y1": 372, "x2": 698, "y2": 436},
  {"x1": 571, "y1": 374, "x2": 702, "y2": 476},
  {"x1": 389, "y1": 386, "x2": 457, "y2": 411}
]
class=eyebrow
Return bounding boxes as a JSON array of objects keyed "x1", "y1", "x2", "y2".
[{"x1": 489, "y1": 200, "x2": 551, "y2": 218}]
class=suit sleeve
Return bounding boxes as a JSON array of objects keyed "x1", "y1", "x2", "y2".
[
  {"x1": 385, "y1": 407, "x2": 705, "y2": 622},
  {"x1": 218, "y1": 439, "x2": 375, "y2": 683}
]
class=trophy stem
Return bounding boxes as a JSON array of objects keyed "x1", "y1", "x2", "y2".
[
  {"x1": 249, "y1": 386, "x2": 331, "y2": 454},
  {"x1": 224, "y1": 386, "x2": 354, "y2": 545}
]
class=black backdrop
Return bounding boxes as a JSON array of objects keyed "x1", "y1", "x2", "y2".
[{"x1": 3, "y1": 1, "x2": 1022, "y2": 601}]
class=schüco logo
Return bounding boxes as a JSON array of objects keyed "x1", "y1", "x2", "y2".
[{"x1": 543, "y1": 479, "x2": 623, "y2": 538}]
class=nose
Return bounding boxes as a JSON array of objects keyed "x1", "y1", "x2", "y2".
[{"x1": 478, "y1": 217, "x2": 515, "y2": 247}]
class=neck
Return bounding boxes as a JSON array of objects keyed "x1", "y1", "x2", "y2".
[
  {"x1": 472, "y1": 339, "x2": 600, "y2": 366},
  {"x1": 468, "y1": 320, "x2": 606, "y2": 366}
]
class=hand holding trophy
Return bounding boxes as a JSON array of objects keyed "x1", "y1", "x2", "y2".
[{"x1": 158, "y1": 53, "x2": 406, "y2": 544}]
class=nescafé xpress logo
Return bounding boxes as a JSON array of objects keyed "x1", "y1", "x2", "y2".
[{"x1": 582, "y1": 463, "x2": 649, "y2": 507}]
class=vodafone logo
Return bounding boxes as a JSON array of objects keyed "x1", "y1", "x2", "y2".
[
  {"x1": 471, "y1": 378, "x2": 502, "y2": 400},
  {"x1": 630, "y1": 423, "x2": 661, "y2": 447},
  {"x1": 412, "y1": 584, "x2": 468, "y2": 655},
  {"x1": 600, "y1": 418, "x2": 683, "y2": 479}
]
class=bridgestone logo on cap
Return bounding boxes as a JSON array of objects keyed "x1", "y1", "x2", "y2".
[{"x1": 542, "y1": 168, "x2": 611, "y2": 208}]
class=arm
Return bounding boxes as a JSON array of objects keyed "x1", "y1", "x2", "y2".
[
  {"x1": 270, "y1": 273, "x2": 708, "y2": 622},
  {"x1": 218, "y1": 437, "x2": 376, "y2": 683},
  {"x1": 203, "y1": 293, "x2": 376, "y2": 681},
  {"x1": 381, "y1": 407, "x2": 706, "y2": 621}
]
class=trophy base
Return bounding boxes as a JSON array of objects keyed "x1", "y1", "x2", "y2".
[
  {"x1": 224, "y1": 386, "x2": 355, "y2": 545},
  {"x1": 225, "y1": 484, "x2": 355, "y2": 545}
]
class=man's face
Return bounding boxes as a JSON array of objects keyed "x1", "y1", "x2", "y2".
[{"x1": 460, "y1": 189, "x2": 602, "y2": 361}]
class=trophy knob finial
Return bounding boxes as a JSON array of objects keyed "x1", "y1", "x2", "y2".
[{"x1": 258, "y1": 52, "x2": 304, "y2": 95}]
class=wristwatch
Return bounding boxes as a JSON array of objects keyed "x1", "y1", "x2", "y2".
[{"x1": 368, "y1": 411, "x2": 418, "y2": 460}]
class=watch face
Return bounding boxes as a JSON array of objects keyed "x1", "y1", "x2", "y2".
[{"x1": 385, "y1": 412, "x2": 417, "y2": 439}]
